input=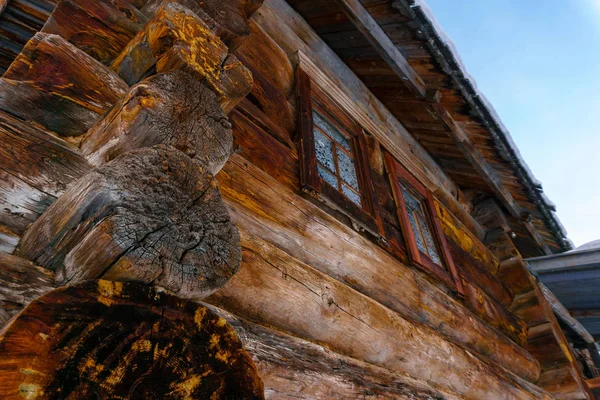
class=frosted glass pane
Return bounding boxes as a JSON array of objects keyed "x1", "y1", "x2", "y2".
[
  {"x1": 318, "y1": 165, "x2": 338, "y2": 188},
  {"x1": 419, "y1": 216, "x2": 441, "y2": 264},
  {"x1": 342, "y1": 184, "x2": 361, "y2": 206},
  {"x1": 400, "y1": 183, "x2": 421, "y2": 212},
  {"x1": 314, "y1": 129, "x2": 335, "y2": 173},
  {"x1": 337, "y1": 148, "x2": 359, "y2": 190},
  {"x1": 407, "y1": 209, "x2": 426, "y2": 254},
  {"x1": 313, "y1": 111, "x2": 351, "y2": 151}
]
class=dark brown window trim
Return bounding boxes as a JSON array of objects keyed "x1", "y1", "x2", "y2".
[
  {"x1": 296, "y1": 68, "x2": 384, "y2": 238},
  {"x1": 384, "y1": 151, "x2": 464, "y2": 295}
]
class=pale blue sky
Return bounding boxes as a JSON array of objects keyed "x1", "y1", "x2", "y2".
[{"x1": 425, "y1": 0, "x2": 600, "y2": 247}]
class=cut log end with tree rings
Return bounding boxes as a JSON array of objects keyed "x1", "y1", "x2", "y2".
[
  {"x1": 82, "y1": 71, "x2": 233, "y2": 174},
  {"x1": 0, "y1": 280, "x2": 264, "y2": 399},
  {"x1": 18, "y1": 145, "x2": 241, "y2": 299}
]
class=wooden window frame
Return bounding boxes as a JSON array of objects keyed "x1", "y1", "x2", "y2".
[
  {"x1": 297, "y1": 68, "x2": 383, "y2": 237},
  {"x1": 385, "y1": 152, "x2": 464, "y2": 295}
]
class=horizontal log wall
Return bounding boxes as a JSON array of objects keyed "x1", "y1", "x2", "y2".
[{"x1": 213, "y1": 155, "x2": 542, "y2": 386}]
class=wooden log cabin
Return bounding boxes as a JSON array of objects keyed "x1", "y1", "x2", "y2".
[{"x1": 0, "y1": 0, "x2": 592, "y2": 398}]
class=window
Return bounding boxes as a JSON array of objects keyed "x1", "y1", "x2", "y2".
[
  {"x1": 296, "y1": 69, "x2": 382, "y2": 236},
  {"x1": 385, "y1": 152, "x2": 464, "y2": 294}
]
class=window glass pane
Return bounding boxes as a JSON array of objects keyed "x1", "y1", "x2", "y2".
[
  {"x1": 314, "y1": 129, "x2": 336, "y2": 173},
  {"x1": 337, "y1": 148, "x2": 359, "y2": 190},
  {"x1": 407, "y1": 208, "x2": 427, "y2": 254},
  {"x1": 400, "y1": 182, "x2": 442, "y2": 264},
  {"x1": 318, "y1": 164, "x2": 338, "y2": 188},
  {"x1": 342, "y1": 184, "x2": 361, "y2": 206},
  {"x1": 313, "y1": 111, "x2": 351, "y2": 151},
  {"x1": 419, "y1": 216, "x2": 442, "y2": 264}
]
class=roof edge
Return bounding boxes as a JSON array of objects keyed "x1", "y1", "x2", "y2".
[{"x1": 398, "y1": 0, "x2": 573, "y2": 252}]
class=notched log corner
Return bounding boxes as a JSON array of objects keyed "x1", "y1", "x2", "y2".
[
  {"x1": 141, "y1": 0, "x2": 264, "y2": 50},
  {"x1": 17, "y1": 145, "x2": 241, "y2": 299},
  {"x1": 111, "y1": 2, "x2": 253, "y2": 112},
  {"x1": 42, "y1": 0, "x2": 148, "y2": 65},
  {"x1": 0, "y1": 281, "x2": 264, "y2": 399},
  {"x1": 0, "y1": 33, "x2": 127, "y2": 137},
  {"x1": 82, "y1": 70, "x2": 233, "y2": 174}
]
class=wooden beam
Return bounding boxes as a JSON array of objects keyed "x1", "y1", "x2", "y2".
[
  {"x1": 539, "y1": 283, "x2": 596, "y2": 344},
  {"x1": 522, "y1": 217, "x2": 552, "y2": 255},
  {"x1": 432, "y1": 103, "x2": 522, "y2": 218},
  {"x1": 570, "y1": 309, "x2": 600, "y2": 318},
  {"x1": 587, "y1": 376, "x2": 600, "y2": 390},
  {"x1": 332, "y1": 0, "x2": 427, "y2": 98}
]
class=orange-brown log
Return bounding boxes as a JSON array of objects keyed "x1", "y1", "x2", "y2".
[
  {"x1": 0, "y1": 280, "x2": 264, "y2": 399},
  {"x1": 18, "y1": 146, "x2": 240, "y2": 299},
  {"x1": 141, "y1": 0, "x2": 264, "y2": 49},
  {"x1": 82, "y1": 71, "x2": 232, "y2": 174},
  {"x1": 0, "y1": 33, "x2": 127, "y2": 137},
  {"x1": 234, "y1": 19, "x2": 294, "y2": 97},
  {"x1": 42, "y1": 0, "x2": 147, "y2": 65},
  {"x1": 0, "y1": 253, "x2": 54, "y2": 328},
  {"x1": 111, "y1": 2, "x2": 252, "y2": 112},
  {"x1": 209, "y1": 304, "x2": 462, "y2": 400},
  {"x1": 206, "y1": 229, "x2": 551, "y2": 399}
]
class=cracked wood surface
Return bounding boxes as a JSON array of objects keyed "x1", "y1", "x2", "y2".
[
  {"x1": 82, "y1": 70, "x2": 233, "y2": 174},
  {"x1": 18, "y1": 146, "x2": 240, "y2": 299},
  {"x1": 142, "y1": 0, "x2": 264, "y2": 50},
  {"x1": 0, "y1": 253, "x2": 54, "y2": 328},
  {"x1": 215, "y1": 154, "x2": 541, "y2": 384},
  {"x1": 0, "y1": 33, "x2": 127, "y2": 137},
  {"x1": 0, "y1": 280, "x2": 264, "y2": 399},
  {"x1": 207, "y1": 304, "x2": 462, "y2": 400},
  {"x1": 111, "y1": 2, "x2": 252, "y2": 112},
  {"x1": 206, "y1": 229, "x2": 551, "y2": 399},
  {"x1": 41, "y1": 0, "x2": 147, "y2": 65}
]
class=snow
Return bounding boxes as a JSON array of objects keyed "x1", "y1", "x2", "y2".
[{"x1": 410, "y1": 0, "x2": 566, "y2": 238}]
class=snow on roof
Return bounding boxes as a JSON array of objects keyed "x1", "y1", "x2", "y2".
[{"x1": 408, "y1": 0, "x2": 570, "y2": 246}]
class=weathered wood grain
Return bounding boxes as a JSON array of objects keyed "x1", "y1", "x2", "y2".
[
  {"x1": 463, "y1": 281, "x2": 527, "y2": 346},
  {"x1": 82, "y1": 71, "x2": 232, "y2": 174},
  {"x1": 229, "y1": 107, "x2": 300, "y2": 189},
  {"x1": 215, "y1": 154, "x2": 541, "y2": 382},
  {"x1": 447, "y1": 239, "x2": 511, "y2": 307},
  {"x1": 142, "y1": 0, "x2": 264, "y2": 49},
  {"x1": 0, "y1": 111, "x2": 90, "y2": 236},
  {"x1": 234, "y1": 19, "x2": 294, "y2": 97},
  {"x1": 0, "y1": 280, "x2": 264, "y2": 399},
  {"x1": 1, "y1": 33, "x2": 127, "y2": 136},
  {"x1": 207, "y1": 304, "x2": 462, "y2": 400},
  {"x1": 41, "y1": 0, "x2": 147, "y2": 64},
  {"x1": 0, "y1": 225, "x2": 19, "y2": 254},
  {"x1": 207, "y1": 230, "x2": 550, "y2": 399},
  {"x1": 435, "y1": 200, "x2": 499, "y2": 274},
  {"x1": 18, "y1": 146, "x2": 240, "y2": 299},
  {"x1": 112, "y1": 2, "x2": 253, "y2": 112},
  {"x1": 537, "y1": 364, "x2": 589, "y2": 400},
  {"x1": 0, "y1": 253, "x2": 54, "y2": 328}
]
